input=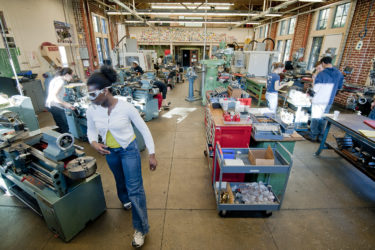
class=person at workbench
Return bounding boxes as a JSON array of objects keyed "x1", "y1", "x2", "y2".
[
  {"x1": 132, "y1": 61, "x2": 144, "y2": 75},
  {"x1": 45, "y1": 67, "x2": 75, "y2": 133},
  {"x1": 265, "y1": 62, "x2": 288, "y2": 113},
  {"x1": 86, "y1": 65, "x2": 157, "y2": 248},
  {"x1": 307, "y1": 56, "x2": 343, "y2": 141},
  {"x1": 369, "y1": 97, "x2": 375, "y2": 120},
  {"x1": 320, "y1": 56, "x2": 344, "y2": 113}
]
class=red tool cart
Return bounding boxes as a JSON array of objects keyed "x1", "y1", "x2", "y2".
[{"x1": 205, "y1": 105, "x2": 252, "y2": 183}]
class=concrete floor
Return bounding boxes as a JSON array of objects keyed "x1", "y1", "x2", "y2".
[{"x1": 1, "y1": 81, "x2": 375, "y2": 250}]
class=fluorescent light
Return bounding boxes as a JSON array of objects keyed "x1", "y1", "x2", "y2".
[
  {"x1": 299, "y1": 0, "x2": 324, "y2": 2},
  {"x1": 265, "y1": 13, "x2": 283, "y2": 17},
  {"x1": 151, "y1": 4, "x2": 230, "y2": 10},
  {"x1": 124, "y1": 20, "x2": 143, "y2": 23},
  {"x1": 150, "y1": 2, "x2": 234, "y2": 6},
  {"x1": 107, "y1": 11, "x2": 258, "y2": 17}
]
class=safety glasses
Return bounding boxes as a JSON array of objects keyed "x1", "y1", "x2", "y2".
[{"x1": 87, "y1": 87, "x2": 109, "y2": 101}]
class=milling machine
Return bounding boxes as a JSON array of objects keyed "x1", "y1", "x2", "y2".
[
  {"x1": 0, "y1": 111, "x2": 106, "y2": 242},
  {"x1": 201, "y1": 59, "x2": 226, "y2": 105}
]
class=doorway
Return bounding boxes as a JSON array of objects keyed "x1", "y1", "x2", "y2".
[
  {"x1": 307, "y1": 37, "x2": 323, "y2": 71},
  {"x1": 182, "y1": 50, "x2": 190, "y2": 67}
]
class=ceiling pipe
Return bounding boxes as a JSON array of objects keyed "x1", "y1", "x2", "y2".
[
  {"x1": 110, "y1": 0, "x2": 153, "y2": 26},
  {"x1": 93, "y1": 0, "x2": 117, "y2": 11},
  {"x1": 260, "y1": 2, "x2": 314, "y2": 24},
  {"x1": 230, "y1": 0, "x2": 299, "y2": 29}
]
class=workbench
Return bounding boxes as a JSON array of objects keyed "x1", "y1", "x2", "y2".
[
  {"x1": 315, "y1": 114, "x2": 375, "y2": 181},
  {"x1": 245, "y1": 77, "x2": 267, "y2": 106},
  {"x1": 251, "y1": 132, "x2": 304, "y2": 155}
]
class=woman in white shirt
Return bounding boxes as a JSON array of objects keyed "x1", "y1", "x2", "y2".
[
  {"x1": 86, "y1": 66, "x2": 157, "y2": 248},
  {"x1": 45, "y1": 68, "x2": 74, "y2": 133}
]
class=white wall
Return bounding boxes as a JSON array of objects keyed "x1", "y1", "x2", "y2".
[{"x1": 0, "y1": 0, "x2": 83, "y2": 81}]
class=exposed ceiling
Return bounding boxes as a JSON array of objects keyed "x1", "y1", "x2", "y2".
[{"x1": 93, "y1": 0, "x2": 332, "y2": 28}]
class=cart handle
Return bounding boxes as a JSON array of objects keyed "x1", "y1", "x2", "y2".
[{"x1": 216, "y1": 142, "x2": 224, "y2": 162}]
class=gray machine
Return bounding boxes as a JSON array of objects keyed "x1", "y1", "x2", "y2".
[
  {"x1": 0, "y1": 95, "x2": 39, "y2": 132},
  {"x1": 0, "y1": 112, "x2": 106, "y2": 242}
]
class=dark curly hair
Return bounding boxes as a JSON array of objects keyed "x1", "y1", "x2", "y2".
[{"x1": 87, "y1": 65, "x2": 117, "y2": 90}]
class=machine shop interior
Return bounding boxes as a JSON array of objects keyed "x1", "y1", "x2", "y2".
[{"x1": 1, "y1": 0, "x2": 375, "y2": 249}]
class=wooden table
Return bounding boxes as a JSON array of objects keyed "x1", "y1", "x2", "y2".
[
  {"x1": 315, "y1": 114, "x2": 375, "y2": 181},
  {"x1": 245, "y1": 77, "x2": 267, "y2": 106}
]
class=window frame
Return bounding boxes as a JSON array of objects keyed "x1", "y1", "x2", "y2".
[
  {"x1": 283, "y1": 39, "x2": 292, "y2": 63},
  {"x1": 316, "y1": 8, "x2": 330, "y2": 30},
  {"x1": 288, "y1": 17, "x2": 296, "y2": 35},
  {"x1": 279, "y1": 20, "x2": 287, "y2": 35},
  {"x1": 92, "y1": 13, "x2": 111, "y2": 65},
  {"x1": 332, "y1": 2, "x2": 350, "y2": 28}
]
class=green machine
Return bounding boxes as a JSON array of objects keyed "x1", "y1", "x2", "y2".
[
  {"x1": 0, "y1": 114, "x2": 106, "y2": 242},
  {"x1": 201, "y1": 59, "x2": 225, "y2": 105}
]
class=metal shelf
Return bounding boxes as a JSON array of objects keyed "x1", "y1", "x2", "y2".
[{"x1": 213, "y1": 142, "x2": 293, "y2": 215}]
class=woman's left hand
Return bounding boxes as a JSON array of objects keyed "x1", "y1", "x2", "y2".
[{"x1": 149, "y1": 154, "x2": 157, "y2": 171}]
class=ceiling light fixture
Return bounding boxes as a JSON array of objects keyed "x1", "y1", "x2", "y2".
[
  {"x1": 265, "y1": 13, "x2": 283, "y2": 17},
  {"x1": 107, "y1": 11, "x2": 260, "y2": 17},
  {"x1": 298, "y1": 0, "x2": 324, "y2": 2},
  {"x1": 151, "y1": 5, "x2": 230, "y2": 10}
]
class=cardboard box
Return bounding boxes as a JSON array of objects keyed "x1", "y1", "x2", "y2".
[
  {"x1": 227, "y1": 86, "x2": 242, "y2": 98},
  {"x1": 248, "y1": 145, "x2": 275, "y2": 165},
  {"x1": 226, "y1": 182, "x2": 235, "y2": 204}
]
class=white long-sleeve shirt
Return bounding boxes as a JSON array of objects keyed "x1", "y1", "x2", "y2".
[
  {"x1": 45, "y1": 76, "x2": 66, "y2": 108},
  {"x1": 86, "y1": 99, "x2": 155, "y2": 154}
]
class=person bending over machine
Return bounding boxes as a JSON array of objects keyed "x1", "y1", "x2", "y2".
[{"x1": 265, "y1": 62, "x2": 289, "y2": 113}]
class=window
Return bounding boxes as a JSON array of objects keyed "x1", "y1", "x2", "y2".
[
  {"x1": 264, "y1": 24, "x2": 269, "y2": 38},
  {"x1": 276, "y1": 40, "x2": 284, "y2": 62},
  {"x1": 58, "y1": 46, "x2": 69, "y2": 67},
  {"x1": 101, "y1": 18, "x2": 107, "y2": 34},
  {"x1": 288, "y1": 17, "x2": 296, "y2": 34},
  {"x1": 332, "y1": 3, "x2": 350, "y2": 28},
  {"x1": 259, "y1": 27, "x2": 263, "y2": 38},
  {"x1": 316, "y1": 8, "x2": 330, "y2": 30},
  {"x1": 92, "y1": 16, "x2": 100, "y2": 33},
  {"x1": 283, "y1": 39, "x2": 292, "y2": 63},
  {"x1": 104, "y1": 38, "x2": 110, "y2": 60},
  {"x1": 92, "y1": 13, "x2": 110, "y2": 65},
  {"x1": 279, "y1": 20, "x2": 287, "y2": 35},
  {"x1": 307, "y1": 37, "x2": 323, "y2": 70},
  {"x1": 95, "y1": 38, "x2": 103, "y2": 65}
]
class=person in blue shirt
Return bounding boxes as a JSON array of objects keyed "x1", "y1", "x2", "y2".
[
  {"x1": 132, "y1": 61, "x2": 144, "y2": 75},
  {"x1": 320, "y1": 57, "x2": 344, "y2": 113},
  {"x1": 308, "y1": 56, "x2": 343, "y2": 141},
  {"x1": 266, "y1": 62, "x2": 288, "y2": 113},
  {"x1": 369, "y1": 98, "x2": 375, "y2": 120}
]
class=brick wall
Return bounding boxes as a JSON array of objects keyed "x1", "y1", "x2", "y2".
[
  {"x1": 269, "y1": 22, "x2": 278, "y2": 50},
  {"x1": 290, "y1": 13, "x2": 312, "y2": 60},
  {"x1": 339, "y1": 0, "x2": 375, "y2": 86},
  {"x1": 334, "y1": 90, "x2": 354, "y2": 107}
]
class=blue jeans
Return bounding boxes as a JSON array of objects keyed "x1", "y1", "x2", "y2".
[
  {"x1": 106, "y1": 140, "x2": 149, "y2": 234},
  {"x1": 310, "y1": 118, "x2": 327, "y2": 139},
  {"x1": 48, "y1": 106, "x2": 69, "y2": 133},
  {"x1": 369, "y1": 108, "x2": 375, "y2": 120}
]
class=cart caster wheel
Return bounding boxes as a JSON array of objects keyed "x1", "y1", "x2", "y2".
[
  {"x1": 219, "y1": 210, "x2": 227, "y2": 217},
  {"x1": 263, "y1": 211, "x2": 273, "y2": 217},
  {"x1": 204, "y1": 150, "x2": 208, "y2": 157}
]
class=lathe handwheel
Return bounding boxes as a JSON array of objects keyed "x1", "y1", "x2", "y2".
[{"x1": 56, "y1": 133, "x2": 75, "y2": 150}]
